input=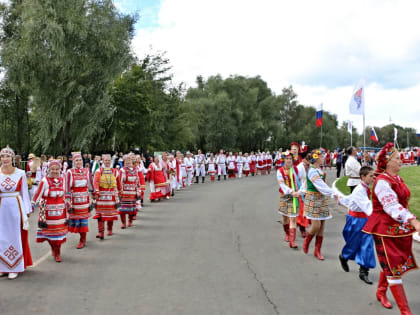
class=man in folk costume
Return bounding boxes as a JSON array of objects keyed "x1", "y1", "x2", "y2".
[
  {"x1": 147, "y1": 155, "x2": 169, "y2": 201},
  {"x1": 266, "y1": 151, "x2": 273, "y2": 174},
  {"x1": 216, "y1": 149, "x2": 227, "y2": 180},
  {"x1": 206, "y1": 153, "x2": 217, "y2": 181},
  {"x1": 194, "y1": 149, "x2": 206, "y2": 184},
  {"x1": 66, "y1": 152, "x2": 93, "y2": 249},
  {"x1": 0, "y1": 146, "x2": 33, "y2": 279},
  {"x1": 277, "y1": 151, "x2": 306, "y2": 249},
  {"x1": 32, "y1": 160, "x2": 68, "y2": 262},
  {"x1": 93, "y1": 154, "x2": 120, "y2": 239},
  {"x1": 236, "y1": 152, "x2": 244, "y2": 178},
  {"x1": 295, "y1": 146, "x2": 311, "y2": 238},
  {"x1": 250, "y1": 151, "x2": 257, "y2": 176},
  {"x1": 185, "y1": 151, "x2": 195, "y2": 186},
  {"x1": 118, "y1": 154, "x2": 141, "y2": 228},
  {"x1": 167, "y1": 154, "x2": 177, "y2": 195},
  {"x1": 161, "y1": 152, "x2": 172, "y2": 198},
  {"x1": 226, "y1": 152, "x2": 237, "y2": 179}
]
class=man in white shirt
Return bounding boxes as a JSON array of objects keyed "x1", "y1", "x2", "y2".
[{"x1": 345, "y1": 146, "x2": 361, "y2": 192}]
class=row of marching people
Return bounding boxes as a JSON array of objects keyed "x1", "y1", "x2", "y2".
[{"x1": 276, "y1": 141, "x2": 420, "y2": 315}]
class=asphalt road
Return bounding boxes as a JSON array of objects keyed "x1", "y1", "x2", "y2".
[{"x1": 1, "y1": 170, "x2": 419, "y2": 315}]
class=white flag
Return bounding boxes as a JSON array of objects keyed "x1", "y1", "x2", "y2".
[
  {"x1": 347, "y1": 121, "x2": 352, "y2": 133},
  {"x1": 394, "y1": 128, "x2": 398, "y2": 141},
  {"x1": 349, "y1": 79, "x2": 365, "y2": 115}
]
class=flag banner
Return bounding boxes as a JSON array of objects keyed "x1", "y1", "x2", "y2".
[
  {"x1": 347, "y1": 121, "x2": 352, "y2": 133},
  {"x1": 371, "y1": 127, "x2": 379, "y2": 144},
  {"x1": 394, "y1": 128, "x2": 398, "y2": 141},
  {"x1": 349, "y1": 79, "x2": 365, "y2": 115},
  {"x1": 316, "y1": 103, "x2": 323, "y2": 127},
  {"x1": 417, "y1": 133, "x2": 420, "y2": 139}
]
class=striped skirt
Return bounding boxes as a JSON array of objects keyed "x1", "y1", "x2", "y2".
[
  {"x1": 303, "y1": 191, "x2": 331, "y2": 220},
  {"x1": 278, "y1": 195, "x2": 298, "y2": 218}
]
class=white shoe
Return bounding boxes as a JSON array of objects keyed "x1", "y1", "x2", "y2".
[
  {"x1": 166, "y1": 196, "x2": 170, "y2": 200},
  {"x1": 413, "y1": 232, "x2": 420, "y2": 242},
  {"x1": 8, "y1": 272, "x2": 18, "y2": 280}
]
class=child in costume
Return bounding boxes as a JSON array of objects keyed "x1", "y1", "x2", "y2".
[{"x1": 337, "y1": 166, "x2": 376, "y2": 284}]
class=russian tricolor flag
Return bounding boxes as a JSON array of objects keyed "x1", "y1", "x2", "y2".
[
  {"x1": 316, "y1": 104, "x2": 323, "y2": 127},
  {"x1": 370, "y1": 127, "x2": 379, "y2": 144},
  {"x1": 417, "y1": 133, "x2": 420, "y2": 139}
]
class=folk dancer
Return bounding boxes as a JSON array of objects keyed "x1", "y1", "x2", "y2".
[
  {"x1": 93, "y1": 154, "x2": 120, "y2": 239},
  {"x1": 337, "y1": 166, "x2": 376, "y2": 285},
  {"x1": 302, "y1": 150, "x2": 338, "y2": 260},
  {"x1": 266, "y1": 151, "x2": 273, "y2": 174},
  {"x1": 256, "y1": 152, "x2": 264, "y2": 175},
  {"x1": 185, "y1": 152, "x2": 195, "y2": 186},
  {"x1": 250, "y1": 151, "x2": 257, "y2": 176},
  {"x1": 363, "y1": 143, "x2": 420, "y2": 314},
  {"x1": 66, "y1": 152, "x2": 93, "y2": 249},
  {"x1": 296, "y1": 149, "x2": 311, "y2": 238},
  {"x1": 161, "y1": 152, "x2": 172, "y2": 198},
  {"x1": 134, "y1": 155, "x2": 146, "y2": 205},
  {"x1": 195, "y1": 149, "x2": 206, "y2": 183},
  {"x1": 207, "y1": 153, "x2": 217, "y2": 181},
  {"x1": 216, "y1": 150, "x2": 227, "y2": 180},
  {"x1": 243, "y1": 153, "x2": 251, "y2": 177},
  {"x1": 32, "y1": 160, "x2": 68, "y2": 262},
  {"x1": 277, "y1": 151, "x2": 305, "y2": 249},
  {"x1": 236, "y1": 152, "x2": 244, "y2": 178},
  {"x1": 226, "y1": 152, "x2": 237, "y2": 179},
  {"x1": 290, "y1": 142, "x2": 302, "y2": 166},
  {"x1": 345, "y1": 146, "x2": 361, "y2": 193},
  {"x1": 118, "y1": 155, "x2": 141, "y2": 228},
  {"x1": 0, "y1": 146, "x2": 33, "y2": 279},
  {"x1": 148, "y1": 155, "x2": 169, "y2": 201},
  {"x1": 168, "y1": 155, "x2": 177, "y2": 195},
  {"x1": 274, "y1": 150, "x2": 283, "y2": 169}
]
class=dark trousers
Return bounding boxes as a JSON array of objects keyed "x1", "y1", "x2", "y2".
[
  {"x1": 349, "y1": 185, "x2": 357, "y2": 193},
  {"x1": 417, "y1": 156, "x2": 420, "y2": 166},
  {"x1": 336, "y1": 162, "x2": 342, "y2": 177}
]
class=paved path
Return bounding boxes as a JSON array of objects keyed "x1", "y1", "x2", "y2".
[{"x1": 1, "y1": 170, "x2": 420, "y2": 315}]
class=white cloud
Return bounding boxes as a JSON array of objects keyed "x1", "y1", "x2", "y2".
[{"x1": 131, "y1": 0, "x2": 420, "y2": 132}]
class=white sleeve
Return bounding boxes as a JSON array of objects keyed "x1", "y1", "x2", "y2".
[
  {"x1": 19, "y1": 171, "x2": 33, "y2": 215},
  {"x1": 374, "y1": 179, "x2": 415, "y2": 224},
  {"x1": 35, "y1": 167, "x2": 42, "y2": 183},
  {"x1": 277, "y1": 170, "x2": 293, "y2": 195},
  {"x1": 308, "y1": 169, "x2": 335, "y2": 197}
]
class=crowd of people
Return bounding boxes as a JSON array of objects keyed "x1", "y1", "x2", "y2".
[{"x1": 0, "y1": 142, "x2": 418, "y2": 314}]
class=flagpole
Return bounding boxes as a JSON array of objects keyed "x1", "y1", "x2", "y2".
[
  {"x1": 350, "y1": 128, "x2": 353, "y2": 147},
  {"x1": 320, "y1": 124, "x2": 323, "y2": 148},
  {"x1": 363, "y1": 112, "x2": 366, "y2": 153}
]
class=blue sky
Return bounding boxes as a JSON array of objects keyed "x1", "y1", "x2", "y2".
[{"x1": 116, "y1": 0, "x2": 420, "y2": 133}]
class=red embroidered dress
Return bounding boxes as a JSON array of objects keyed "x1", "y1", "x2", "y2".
[
  {"x1": 66, "y1": 168, "x2": 92, "y2": 233},
  {"x1": 93, "y1": 167, "x2": 120, "y2": 221},
  {"x1": 147, "y1": 162, "x2": 167, "y2": 200},
  {"x1": 363, "y1": 172, "x2": 418, "y2": 277},
  {"x1": 118, "y1": 167, "x2": 140, "y2": 215},
  {"x1": 32, "y1": 176, "x2": 68, "y2": 245}
]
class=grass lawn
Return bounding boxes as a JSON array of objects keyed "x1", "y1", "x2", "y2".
[{"x1": 335, "y1": 166, "x2": 420, "y2": 218}]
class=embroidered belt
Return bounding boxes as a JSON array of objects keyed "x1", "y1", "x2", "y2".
[
  {"x1": 0, "y1": 192, "x2": 20, "y2": 198},
  {"x1": 349, "y1": 210, "x2": 368, "y2": 218}
]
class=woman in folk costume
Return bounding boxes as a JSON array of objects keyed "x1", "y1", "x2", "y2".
[
  {"x1": 29, "y1": 157, "x2": 42, "y2": 198},
  {"x1": 325, "y1": 149, "x2": 332, "y2": 170},
  {"x1": 175, "y1": 151, "x2": 183, "y2": 190},
  {"x1": 261, "y1": 152, "x2": 267, "y2": 175},
  {"x1": 147, "y1": 155, "x2": 169, "y2": 201},
  {"x1": 290, "y1": 142, "x2": 303, "y2": 166},
  {"x1": 160, "y1": 152, "x2": 172, "y2": 198},
  {"x1": 167, "y1": 154, "x2": 177, "y2": 195},
  {"x1": 118, "y1": 154, "x2": 141, "y2": 228},
  {"x1": 250, "y1": 151, "x2": 257, "y2": 176},
  {"x1": 362, "y1": 143, "x2": 420, "y2": 314},
  {"x1": 226, "y1": 152, "x2": 237, "y2": 179},
  {"x1": 66, "y1": 152, "x2": 93, "y2": 249},
  {"x1": 92, "y1": 154, "x2": 120, "y2": 239},
  {"x1": 266, "y1": 151, "x2": 273, "y2": 174},
  {"x1": 277, "y1": 151, "x2": 305, "y2": 249},
  {"x1": 243, "y1": 153, "x2": 251, "y2": 177},
  {"x1": 32, "y1": 160, "x2": 68, "y2": 262},
  {"x1": 0, "y1": 147, "x2": 33, "y2": 280},
  {"x1": 206, "y1": 153, "x2": 217, "y2": 182},
  {"x1": 274, "y1": 150, "x2": 283, "y2": 170},
  {"x1": 256, "y1": 152, "x2": 264, "y2": 175},
  {"x1": 180, "y1": 153, "x2": 187, "y2": 188},
  {"x1": 134, "y1": 155, "x2": 146, "y2": 205},
  {"x1": 302, "y1": 149, "x2": 338, "y2": 260},
  {"x1": 296, "y1": 151, "x2": 311, "y2": 237}
]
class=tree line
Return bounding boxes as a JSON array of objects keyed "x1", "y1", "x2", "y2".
[{"x1": 1, "y1": 0, "x2": 418, "y2": 156}]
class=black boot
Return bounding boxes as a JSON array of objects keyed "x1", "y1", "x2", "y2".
[
  {"x1": 218, "y1": 175, "x2": 221, "y2": 181},
  {"x1": 171, "y1": 189, "x2": 175, "y2": 197},
  {"x1": 224, "y1": 175, "x2": 226, "y2": 180},
  {"x1": 202, "y1": 177, "x2": 205, "y2": 183},
  {"x1": 339, "y1": 254, "x2": 349, "y2": 272},
  {"x1": 195, "y1": 176, "x2": 199, "y2": 184},
  {"x1": 359, "y1": 266, "x2": 373, "y2": 285}
]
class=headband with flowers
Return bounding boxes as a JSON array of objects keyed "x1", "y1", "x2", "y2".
[
  {"x1": 310, "y1": 149, "x2": 323, "y2": 164},
  {"x1": 376, "y1": 142, "x2": 399, "y2": 174},
  {"x1": 280, "y1": 150, "x2": 293, "y2": 162},
  {"x1": 0, "y1": 146, "x2": 15, "y2": 158}
]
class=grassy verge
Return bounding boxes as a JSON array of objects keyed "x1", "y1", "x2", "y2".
[{"x1": 335, "y1": 167, "x2": 420, "y2": 218}]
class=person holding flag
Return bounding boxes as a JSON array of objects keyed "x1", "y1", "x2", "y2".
[{"x1": 276, "y1": 151, "x2": 305, "y2": 249}]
